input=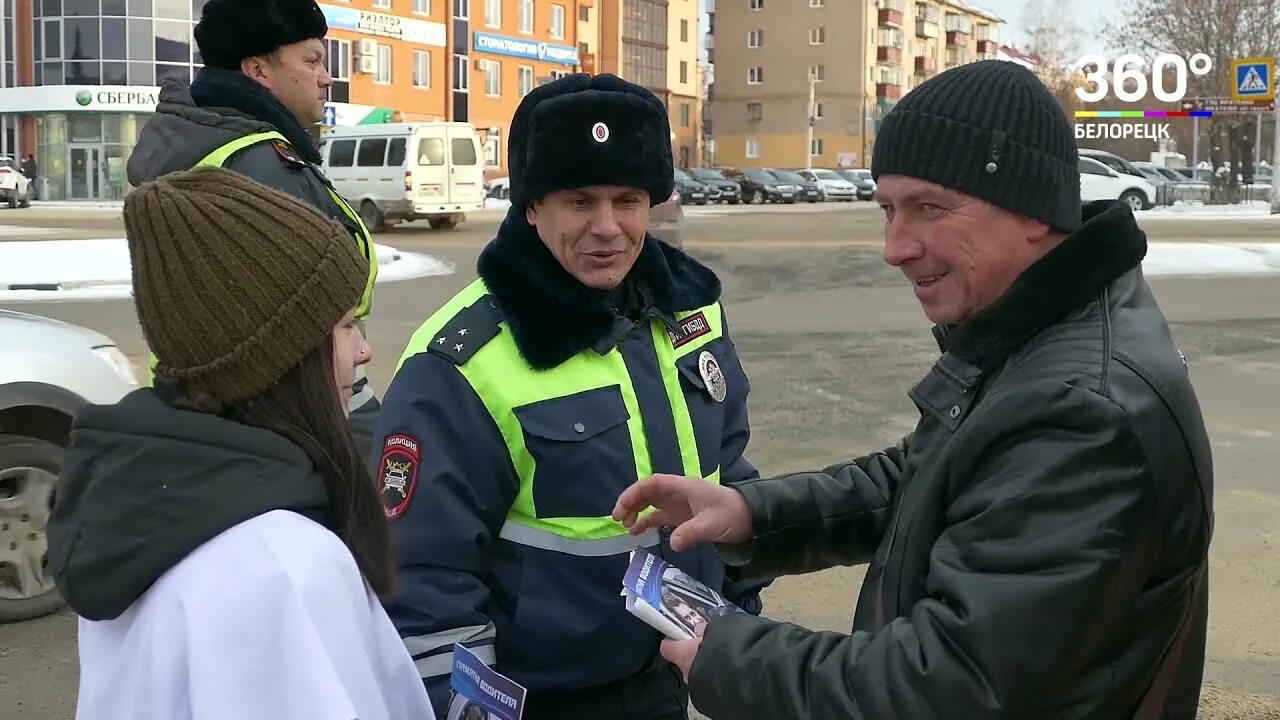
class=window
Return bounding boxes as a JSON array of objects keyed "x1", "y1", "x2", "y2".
[
  {"x1": 413, "y1": 0, "x2": 429, "y2": 13},
  {"x1": 809, "y1": 64, "x2": 824, "y2": 81},
  {"x1": 329, "y1": 140, "x2": 357, "y2": 167},
  {"x1": 413, "y1": 50, "x2": 430, "y2": 87},
  {"x1": 809, "y1": 26, "x2": 825, "y2": 44},
  {"x1": 810, "y1": 138, "x2": 823, "y2": 155},
  {"x1": 679, "y1": 60, "x2": 687, "y2": 84},
  {"x1": 749, "y1": 0, "x2": 763, "y2": 9},
  {"x1": 551, "y1": 4, "x2": 565, "y2": 39},
  {"x1": 452, "y1": 137, "x2": 478, "y2": 165},
  {"x1": 452, "y1": 54, "x2": 469, "y2": 90},
  {"x1": 746, "y1": 139, "x2": 760, "y2": 158},
  {"x1": 579, "y1": 6, "x2": 589, "y2": 21},
  {"x1": 519, "y1": 0, "x2": 533, "y2": 33},
  {"x1": 809, "y1": 0, "x2": 825, "y2": 5},
  {"x1": 945, "y1": 13, "x2": 971, "y2": 33},
  {"x1": 484, "y1": 59, "x2": 500, "y2": 95},
  {"x1": 372, "y1": 0, "x2": 389, "y2": 7},
  {"x1": 680, "y1": 19, "x2": 688, "y2": 42},
  {"x1": 746, "y1": 102, "x2": 762, "y2": 121},
  {"x1": 388, "y1": 138, "x2": 407, "y2": 166},
  {"x1": 976, "y1": 23, "x2": 996, "y2": 41},
  {"x1": 326, "y1": 39, "x2": 351, "y2": 103},
  {"x1": 485, "y1": 0, "x2": 500, "y2": 27},
  {"x1": 375, "y1": 44, "x2": 391, "y2": 83},
  {"x1": 946, "y1": 46, "x2": 971, "y2": 65},
  {"x1": 519, "y1": 65, "x2": 534, "y2": 96},
  {"x1": 815, "y1": 101, "x2": 824, "y2": 118},
  {"x1": 453, "y1": 0, "x2": 468, "y2": 19},
  {"x1": 419, "y1": 138, "x2": 445, "y2": 165},
  {"x1": 747, "y1": 66, "x2": 763, "y2": 84},
  {"x1": 679, "y1": 103, "x2": 689, "y2": 126},
  {"x1": 550, "y1": 69, "x2": 570, "y2": 80},
  {"x1": 747, "y1": 29, "x2": 762, "y2": 47},
  {"x1": 357, "y1": 138, "x2": 387, "y2": 166},
  {"x1": 879, "y1": 27, "x2": 903, "y2": 48},
  {"x1": 622, "y1": 40, "x2": 665, "y2": 91}
]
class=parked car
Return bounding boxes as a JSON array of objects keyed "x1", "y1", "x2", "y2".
[
  {"x1": 835, "y1": 168, "x2": 877, "y2": 200},
  {"x1": 1079, "y1": 156, "x2": 1156, "y2": 211},
  {"x1": 649, "y1": 189, "x2": 686, "y2": 249},
  {"x1": 0, "y1": 310, "x2": 137, "y2": 623},
  {"x1": 1133, "y1": 161, "x2": 1210, "y2": 205},
  {"x1": 686, "y1": 167, "x2": 742, "y2": 204},
  {"x1": 721, "y1": 167, "x2": 797, "y2": 204},
  {"x1": 765, "y1": 169, "x2": 823, "y2": 203},
  {"x1": 793, "y1": 168, "x2": 858, "y2": 201},
  {"x1": 673, "y1": 168, "x2": 712, "y2": 205},
  {"x1": 0, "y1": 155, "x2": 32, "y2": 209}
]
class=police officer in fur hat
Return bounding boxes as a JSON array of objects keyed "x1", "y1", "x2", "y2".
[
  {"x1": 373, "y1": 73, "x2": 772, "y2": 720},
  {"x1": 125, "y1": 0, "x2": 383, "y2": 464}
]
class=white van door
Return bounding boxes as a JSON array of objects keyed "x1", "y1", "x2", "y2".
[
  {"x1": 412, "y1": 131, "x2": 451, "y2": 206},
  {"x1": 445, "y1": 126, "x2": 485, "y2": 209}
]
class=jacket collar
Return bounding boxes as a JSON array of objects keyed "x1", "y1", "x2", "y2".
[
  {"x1": 476, "y1": 205, "x2": 722, "y2": 369},
  {"x1": 934, "y1": 199, "x2": 1148, "y2": 371},
  {"x1": 189, "y1": 67, "x2": 322, "y2": 165}
]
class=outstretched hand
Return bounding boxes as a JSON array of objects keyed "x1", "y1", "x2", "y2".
[{"x1": 612, "y1": 473, "x2": 753, "y2": 552}]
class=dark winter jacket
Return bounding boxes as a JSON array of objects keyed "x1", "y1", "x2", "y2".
[{"x1": 690, "y1": 199, "x2": 1214, "y2": 720}]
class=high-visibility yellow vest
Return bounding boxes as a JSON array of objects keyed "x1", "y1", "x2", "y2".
[
  {"x1": 397, "y1": 278, "x2": 724, "y2": 556},
  {"x1": 143, "y1": 131, "x2": 378, "y2": 386}
]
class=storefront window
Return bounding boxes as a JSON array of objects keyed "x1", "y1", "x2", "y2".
[{"x1": 33, "y1": 112, "x2": 150, "y2": 200}]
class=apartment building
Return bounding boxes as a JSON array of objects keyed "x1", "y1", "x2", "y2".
[{"x1": 708, "y1": 0, "x2": 1003, "y2": 170}]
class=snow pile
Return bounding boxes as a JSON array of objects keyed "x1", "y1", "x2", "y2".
[{"x1": 1144, "y1": 242, "x2": 1280, "y2": 277}]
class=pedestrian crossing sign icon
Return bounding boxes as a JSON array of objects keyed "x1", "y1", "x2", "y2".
[{"x1": 1231, "y1": 58, "x2": 1275, "y2": 101}]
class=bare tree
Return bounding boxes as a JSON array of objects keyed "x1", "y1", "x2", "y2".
[
  {"x1": 1019, "y1": 0, "x2": 1087, "y2": 116},
  {"x1": 1109, "y1": 0, "x2": 1280, "y2": 202}
]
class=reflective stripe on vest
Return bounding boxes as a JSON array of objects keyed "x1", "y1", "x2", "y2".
[
  {"x1": 142, "y1": 131, "x2": 378, "y2": 386},
  {"x1": 399, "y1": 278, "x2": 724, "y2": 557}
]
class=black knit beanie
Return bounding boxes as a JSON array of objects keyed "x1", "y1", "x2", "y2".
[{"x1": 871, "y1": 59, "x2": 1081, "y2": 233}]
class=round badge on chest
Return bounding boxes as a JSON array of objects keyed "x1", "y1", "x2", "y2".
[{"x1": 698, "y1": 350, "x2": 727, "y2": 403}]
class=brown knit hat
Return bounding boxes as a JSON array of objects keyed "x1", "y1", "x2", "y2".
[{"x1": 123, "y1": 165, "x2": 369, "y2": 404}]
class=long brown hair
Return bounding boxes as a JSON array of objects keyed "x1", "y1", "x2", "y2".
[{"x1": 169, "y1": 336, "x2": 395, "y2": 599}]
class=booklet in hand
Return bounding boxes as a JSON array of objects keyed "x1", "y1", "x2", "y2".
[
  {"x1": 622, "y1": 549, "x2": 743, "y2": 641},
  {"x1": 447, "y1": 643, "x2": 526, "y2": 720}
]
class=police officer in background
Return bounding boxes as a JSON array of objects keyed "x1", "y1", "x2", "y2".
[
  {"x1": 125, "y1": 0, "x2": 381, "y2": 455},
  {"x1": 373, "y1": 73, "x2": 770, "y2": 719}
]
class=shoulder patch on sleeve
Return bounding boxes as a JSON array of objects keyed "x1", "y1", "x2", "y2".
[
  {"x1": 271, "y1": 139, "x2": 308, "y2": 168},
  {"x1": 379, "y1": 434, "x2": 420, "y2": 520},
  {"x1": 426, "y1": 295, "x2": 504, "y2": 366}
]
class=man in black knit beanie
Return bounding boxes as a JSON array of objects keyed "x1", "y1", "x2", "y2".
[{"x1": 613, "y1": 59, "x2": 1214, "y2": 720}]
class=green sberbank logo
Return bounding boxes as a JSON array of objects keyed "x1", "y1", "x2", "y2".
[{"x1": 75, "y1": 90, "x2": 92, "y2": 106}]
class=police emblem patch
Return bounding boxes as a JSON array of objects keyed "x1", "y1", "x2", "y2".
[
  {"x1": 591, "y1": 122, "x2": 610, "y2": 143},
  {"x1": 378, "y1": 434, "x2": 420, "y2": 520},
  {"x1": 698, "y1": 350, "x2": 727, "y2": 403},
  {"x1": 668, "y1": 311, "x2": 712, "y2": 348}
]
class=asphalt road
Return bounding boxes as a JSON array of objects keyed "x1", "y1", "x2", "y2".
[{"x1": 2, "y1": 201, "x2": 1278, "y2": 718}]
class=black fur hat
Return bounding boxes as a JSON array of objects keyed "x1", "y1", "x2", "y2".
[
  {"x1": 195, "y1": 0, "x2": 328, "y2": 70},
  {"x1": 508, "y1": 73, "x2": 675, "y2": 209}
]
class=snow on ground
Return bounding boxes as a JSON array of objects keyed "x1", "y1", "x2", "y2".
[
  {"x1": 1143, "y1": 243, "x2": 1280, "y2": 277},
  {"x1": 0, "y1": 239, "x2": 454, "y2": 303},
  {"x1": 484, "y1": 197, "x2": 512, "y2": 210},
  {"x1": 1136, "y1": 200, "x2": 1280, "y2": 221}
]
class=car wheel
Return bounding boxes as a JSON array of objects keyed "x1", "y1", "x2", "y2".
[
  {"x1": 1120, "y1": 190, "x2": 1146, "y2": 212},
  {"x1": 19, "y1": 188, "x2": 31, "y2": 208},
  {"x1": 428, "y1": 216, "x2": 458, "y2": 230},
  {"x1": 751, "y1": 190, "x2": 764, "y2": 204},
  {"x1": 360, "y1": 200, "x2": 386, "y2": 233},
  {"x1": 0, "y1": 435, "x2": 63, "y2": 623}
]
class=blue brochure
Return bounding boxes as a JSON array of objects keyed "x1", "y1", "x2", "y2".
[
  {"x1": 621, "y1": 549, "x2": 742, "y2": 640},
  {"x1": 447, "y1": 643, "x2": 526, "y2": 720}
]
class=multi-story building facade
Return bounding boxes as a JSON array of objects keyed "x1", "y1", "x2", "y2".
[
  {"x1": 665, "y1": 0, "x2": 699, "y2": 168},
  {"x1": 455, "y1": 0, "x2": 580, "y2": 176},
  {"x1": 708, "y1": 0, "x2": 1002, "y2": 170},
  {"x1": 0, "y1": 0, "x2": 449, "y2": 201}
]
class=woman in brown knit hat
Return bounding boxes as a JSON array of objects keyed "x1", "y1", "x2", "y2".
[{"x1": 46, "y1": 166, "x2": 436, "y2": 719}]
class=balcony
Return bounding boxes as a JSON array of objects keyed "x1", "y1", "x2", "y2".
[
  {"x1": 915, "y1": 19, "x2": 938, "y2": 38},
  {"x1": 878, "y1": 46, "x2": 903, "y2": 64},
  {"x1": 915, "y1": 55, "x2": 936, "y2": 73},
  {"x1": 946, "y1": 30, "x2": 970, "y2": 47},
  {"x1": 879, "y1": 7, "x2": 904, "y2": 27},
  {"x1": 876, "y1": 82, "x2": 902, "y2": 100},
  {"x1": 976, "y1": 39, "x2": 997, "y2": 54}
]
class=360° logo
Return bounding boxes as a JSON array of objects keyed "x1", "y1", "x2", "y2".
[{"x1": 1076, "y1": 53, "x2": 1214, "y2": 103}]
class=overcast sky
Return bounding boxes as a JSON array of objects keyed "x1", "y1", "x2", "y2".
[{"x1": 974, "y1": 0, "x2": 1121, "y2": 55}]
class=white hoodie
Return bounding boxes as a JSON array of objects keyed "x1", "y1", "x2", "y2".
[{"x1": 74, "y1": 510, "x2": 435, "y2": 720}]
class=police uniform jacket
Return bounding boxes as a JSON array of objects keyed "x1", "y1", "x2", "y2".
[{"x1": 373, "y1": 207, "x2": 770, "y2": 712}]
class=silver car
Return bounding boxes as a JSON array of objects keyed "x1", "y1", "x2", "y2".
[
  {"x1": 0, "y1": 309, "x2": 137, "y2": 622},
  {"x1": 794, "y1": 168, "x2": 859, "y2": 201}
]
